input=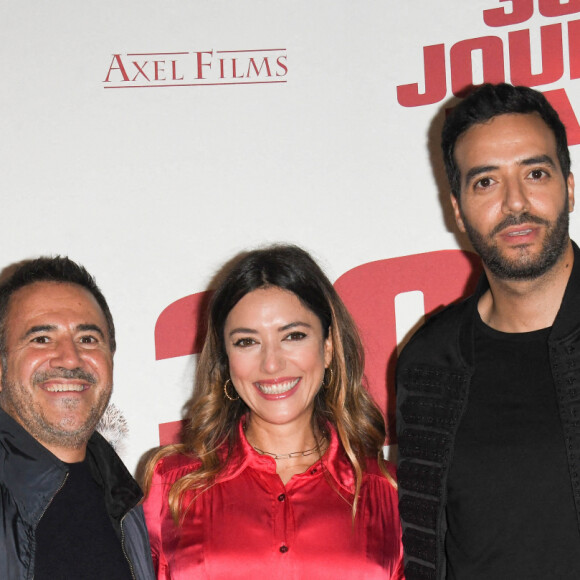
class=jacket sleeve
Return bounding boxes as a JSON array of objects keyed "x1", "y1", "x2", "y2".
[{"x1": 121, "y1": 505, "x2": 157, "y2": 580}]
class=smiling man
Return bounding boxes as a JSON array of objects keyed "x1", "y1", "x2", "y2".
[
  {"x1": 0, "y1": 257, "x2": 154, "y2": 579},
  {"x1": 396, "y1": 83, "x2": 580, "y2": 580}
]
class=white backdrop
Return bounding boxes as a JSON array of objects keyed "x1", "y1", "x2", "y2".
[{"x1": 1, "y1": 0, "x2": 579, "y2": 472}]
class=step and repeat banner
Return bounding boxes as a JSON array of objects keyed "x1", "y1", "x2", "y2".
[{"x1": 1, "y1": 0, "x2": 579, "y2": 472}]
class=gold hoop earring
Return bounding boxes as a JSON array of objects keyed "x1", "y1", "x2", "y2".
[
  {"x1": 323, "y1": 367, "x2": 333, "y2": 388},
  {"x1": 224, "y1": 378, "x2": 239, "y2": 401}
]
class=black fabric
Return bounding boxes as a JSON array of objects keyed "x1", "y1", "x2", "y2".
[
  {"x1": 86, "y1": 431, "x2": 144, "y2": 525},
  {"x1": 396, "y1": 241, "x2": 580, "y2": 580},
  {"x1": 0, "y1": 408, "x2": 155, "y2": 579},
  {"x1": 445, "y1": 319, "x2": 580, "y2": 579},
  {"x1": 35, "y1": 459, "x2": 133, "y2": 580}
]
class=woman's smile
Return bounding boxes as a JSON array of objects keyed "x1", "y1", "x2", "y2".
[
  {"x1": 254, "y1": 377, "x2": 301, "y2": 397},
  {"x1": 224, "y1": 287, "x2": 332, "y2": 428}
]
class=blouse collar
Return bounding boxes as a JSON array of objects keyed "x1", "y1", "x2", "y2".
[{"x1": 215, "y1": 418, "x2": 356, "y2": 495}]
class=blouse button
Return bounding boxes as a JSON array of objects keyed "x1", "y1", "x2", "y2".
[
  {"x1": 279, "y1": 545, "x2": 289, "y2": 553},
  {"x1": 277, "y1": 494, "x2": 285, "y2": 502}
]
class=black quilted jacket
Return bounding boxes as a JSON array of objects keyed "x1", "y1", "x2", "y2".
[{"x1": 396, "y1": 242, "x2": 580, "y2": 580}]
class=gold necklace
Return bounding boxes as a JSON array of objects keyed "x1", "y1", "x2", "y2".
[{"x1": 251, "y1": 438, "x2": 327, "y2": 460}]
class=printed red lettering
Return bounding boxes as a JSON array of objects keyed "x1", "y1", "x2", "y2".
[
  {"x1": 568, "y1": 20, "x2": 580, "y2": 79},
  {"x1": 543, "y1": 88, "x2": 580, "y2": 145},
  {"x1": 334, "y1": 250, "x2": 481, "y2": 441},
  {"x1": 159, "y1": 421, "x2": 184, "y2": 445},
  {"x1": 171, "y1": 60, "x2": 184, "y2": 81},
  {"x1": 450, "y1": 36, "x2": 505, "y2": 96},
  {"x1": 195, "y1": 51, "x2": 213, "y2": 80},
  {"x1": 131, "y1": 62, "x2": 150, "y2": 82},
  {"x1": 155, "y1": 291, "x2": 211, "y2": 361},
  {"x1": 396, "y1": 44, "x2": 447, "y2": 107},
  {"x1": 509, "y1": 24, "x2": 564, "y2": 86},
  {"x1": 154, "y1": 61, "x2": 166, "y2": 82},
  {"x1": 570, "y1": 20, "x2": 580, "y2": 79},
  {"x1": 276, "y1": 55, "x2": 288, "y2": 77},
  {"x1": 247, "y1": 57, "x2": 272, "y2": 77},
  {"x1": 103, "y1": 54, "x2": 129, "y2": 83},
  {"x1": 231, "y1": 58, "x2": 244, "y2": 79},
  {"x1": 483, "y1": 0, "x2": 534, "y2": 27},
  {"x1": 539, "y1": 0, "x2": 580, "y2": 17}
]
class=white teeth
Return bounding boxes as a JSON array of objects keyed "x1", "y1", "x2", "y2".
[
  {"x1": 256, "y1": 378, "x2": 299, "y2": 395},
  {"x1": 508, "y1": 229, "x2": 532, "y2": 236},
  {"x1": 44, "y1": 384, "x2": 87, "y2": 393}
]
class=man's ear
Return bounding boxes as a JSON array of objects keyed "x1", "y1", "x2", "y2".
[
  {"x1": 450, "y1": 193, "x2": 466, "y2": 233},
  {"x1": 567, "y1": 172, "x2": 575, "y2": 213}
]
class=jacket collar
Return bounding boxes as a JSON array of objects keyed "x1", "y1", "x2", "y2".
[
  {"x1": 0, "y1": 407, "x2": 142, "y2": 525},
  {"x1": 0, "y1": 408, "x2": 67, "y2": 525},
  {"x1": 86, "y1": 430, "x2": 143, "y2": 522},
  {"x1": 550, "y1": 240, "x2": 580, "y2": 341}
]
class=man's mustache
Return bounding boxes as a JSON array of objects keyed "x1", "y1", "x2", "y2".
[
  {"x1": 32, "y1": 368, "x2": 97, "y2": 385},
  {"x1": 489, "y1": 212, "x2": 550, "y2": 237}
]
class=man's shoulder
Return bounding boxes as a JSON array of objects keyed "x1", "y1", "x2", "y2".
[
  {"x1": 0, "y1": 408, "x2": 64, "y2": 467},
  {"x1": 399, "y1": 294, "x2": 475, "y2": 365}
]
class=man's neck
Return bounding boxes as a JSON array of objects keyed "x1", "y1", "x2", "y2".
[
  {"x1": 48, "y1": 444, "x2": 87, "y2": 463},
  {"x1": 478, "y1": 241, "x2": 574, "y2": 333}
]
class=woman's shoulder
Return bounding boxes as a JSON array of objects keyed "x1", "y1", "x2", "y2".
[
  {"x1": 363, "y1": 457, "x2": 398, "y2": 485},
  {"x1": 151, "y1": 450, "x2": 202, "y2": 483}
]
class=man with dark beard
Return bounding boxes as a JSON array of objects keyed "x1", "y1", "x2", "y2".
[
  {"x1": 396, "y1": 83, "x2": 580, "y2": 580},
  {"x1": 0, "y1": 257, "x2": 155, "y2": 579}
]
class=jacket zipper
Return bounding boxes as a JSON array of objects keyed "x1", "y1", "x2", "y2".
[{"x1": 120, "y1": 512, "x2": 137, "y2": 580}]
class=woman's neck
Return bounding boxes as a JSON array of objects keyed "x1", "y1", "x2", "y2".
[{"x1": 244, "y1": 413, "x2": 327, "y2": 485}]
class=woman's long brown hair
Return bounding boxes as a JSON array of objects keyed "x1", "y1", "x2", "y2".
[{"x1": 143, "y1": 244, "x2": 395, "y2": 522}]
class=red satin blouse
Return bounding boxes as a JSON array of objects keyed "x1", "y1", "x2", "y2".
[{"x1": 144, "y1": 423, "x2": 404, "y2": 579}]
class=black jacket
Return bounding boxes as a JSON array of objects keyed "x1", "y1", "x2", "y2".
[
  {"x1": 396, "y1": 241, "x2": 580, "y2": 580},
  {"x1": 0, "y1": 408, "x2": 155, "y2": 580}
]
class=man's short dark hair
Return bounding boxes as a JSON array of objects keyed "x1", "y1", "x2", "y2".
[
  {"x1": 442, "y1": 83, "x2": 571, "y2": 199},
  {"x1": 0, "y1": 256, "x2": 115, "y2": 356}
]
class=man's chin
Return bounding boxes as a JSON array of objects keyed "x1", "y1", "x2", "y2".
[
  {"x1": 484, "y1": 250, "x2": 563, "y2": 280},
  {"x1": 39, "y1": 428, "x2": 94, "y2": 450},
  {"x1": 38, "y1": 414, "x2": 103, "y2": 448}
]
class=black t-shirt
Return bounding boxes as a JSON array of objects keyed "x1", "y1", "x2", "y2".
[
  {"x1": 35, "y1": 458, "x2": 133, "y2": 580},
  {"x1": 445, "y1": 315, "x2": 580, "y2": 579}
]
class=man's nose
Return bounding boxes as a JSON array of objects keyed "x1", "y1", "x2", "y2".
[
  {"x1": 502, "y1": 176, "x2": 529, "y2": 215},
  {"x1": 50, "y1": 337, "x2": 83, "y2": 369}
]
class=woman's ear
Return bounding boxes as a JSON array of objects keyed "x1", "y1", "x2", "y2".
[{"x1": 324, "y1": 328, "x2": 333, "y2": 367}]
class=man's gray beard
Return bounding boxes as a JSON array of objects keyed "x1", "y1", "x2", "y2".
[
  {"x1": 461, "y1": 202, "x2": 570, "y2": 281},
  {"x1": 0, "y1": 367, "x2": 110, "y2": 450}
]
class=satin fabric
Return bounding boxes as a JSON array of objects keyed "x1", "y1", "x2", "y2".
[{"x1": 144, "y1": 422, "x2": 404, "y2": 579}]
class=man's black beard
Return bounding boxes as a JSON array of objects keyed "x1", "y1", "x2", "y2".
[{"x1": 461, "y1": 202, "x2": 570, "y2": 281}]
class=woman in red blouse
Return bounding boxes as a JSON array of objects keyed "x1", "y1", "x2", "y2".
[{"x1": 143, "y1": 245, "x2": 404, "y2": 579}]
